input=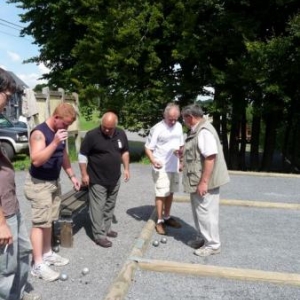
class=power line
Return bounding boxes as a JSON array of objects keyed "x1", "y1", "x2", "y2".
[
  {"x1": 0, "y1": 21, "x2": 21, "y2": 31},
  {"x1": 0, "y1": 18, "x2": 24, "y2": 29},
  {"x1": 0, "y1": 29, "x2": 33, "y2": 42}
]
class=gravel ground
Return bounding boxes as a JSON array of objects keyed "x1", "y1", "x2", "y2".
[{"x1": 15, "y1": 161, "x2": 300, "y2": 300}]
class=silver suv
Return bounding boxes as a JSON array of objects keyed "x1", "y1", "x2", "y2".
[{"x1": 0, "y1": 114, "x2": 29, "y2": 160}]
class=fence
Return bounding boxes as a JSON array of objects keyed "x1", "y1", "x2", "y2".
[{"x1": 32, "y1": 87, "x2": 81, "y2": 153}]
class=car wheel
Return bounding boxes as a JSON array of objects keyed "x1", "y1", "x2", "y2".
[{"x1": 0, "y1": 142, "x2": 15, "y2": 160}]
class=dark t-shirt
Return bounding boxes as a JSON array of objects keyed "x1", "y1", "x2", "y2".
[
  {"x1": 80, "y1": 127, "x2": 129, "y2": 186},
  {"x1": 29, "y1": 122, "x2": 65, "y2": 181}
]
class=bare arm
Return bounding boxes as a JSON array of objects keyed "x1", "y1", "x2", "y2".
[
  {"x1": 29, "y1": 129, "x2": 67, "y2": 167},
  {"x1": 145, "y1": 147, "x2": 162, "y2": 169},
  {"x1": 0, "y1": 207, "x2": 13, "y2": 246},
  {"x1": 62, "y1": 149, "x2": 81, "y2": 190},
  {"x1": 79, "y1": 162, "x2": 89, "y2": 186},
  {"x1": 121, "y1": 151, "x2": 130, "y2": 182}
]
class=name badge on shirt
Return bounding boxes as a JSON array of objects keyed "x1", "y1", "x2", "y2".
[{"x1": 117, "y1": 139, "x2": 122, "y2": 148}]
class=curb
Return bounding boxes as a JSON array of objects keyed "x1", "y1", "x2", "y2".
[
  {"x1": 173, "y1": 196, "x2": 300, "y2": 210},
  {"x1": 103, "y1": 209, "x2": 157, "y2": 300}
]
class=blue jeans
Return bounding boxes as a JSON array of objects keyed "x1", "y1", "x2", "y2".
[{"x1": 0, "y1": 213, "x2": 32, "y2": 300}]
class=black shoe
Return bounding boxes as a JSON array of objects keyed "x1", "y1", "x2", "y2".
[
  {"x1": 95, "y1": 238, "x2": 112, "y2": 248},
  {"x1": 107, "y1": 230, "x2": 118, "y2": 238},
  {"x1": 187, "y1": 239, "x2": 205, "y2": 249},
  {"x1": 164, "y1": 217, "x2": 182, "y2": 228}
]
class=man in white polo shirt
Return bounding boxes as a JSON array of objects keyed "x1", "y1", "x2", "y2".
[{"x1": 145, "y1": 103, "x2": 184, "y2": 235}]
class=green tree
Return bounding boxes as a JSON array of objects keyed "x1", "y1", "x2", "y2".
[{"x1": 8, "y1": 0, "x2": 300, "y2": 171}]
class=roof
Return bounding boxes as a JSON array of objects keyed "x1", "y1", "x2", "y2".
[{"x1": 7, "y1": 71, "x2": 29, "y2": 91}]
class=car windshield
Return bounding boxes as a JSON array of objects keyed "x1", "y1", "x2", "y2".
[{"x1": 0, "y1": 114, "x2": 14, "y2": 128}]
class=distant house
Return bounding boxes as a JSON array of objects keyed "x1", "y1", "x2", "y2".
[
  {"x1": 7, "y1": 71, "x2": 29, "y2": 91},
  {"x1": 4, "y1": 71, "x2": 29, "y2": 121}
]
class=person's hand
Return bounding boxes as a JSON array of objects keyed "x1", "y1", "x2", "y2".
[
  {"x1": 0, "y1": 222, "x2": 13, "y2": 246},
  {"x1": 179, "y1": 161, "x2": 184, "y2": 172},
  {"x1": 153, "y1": 160, "x2": 163, "y2": 169},
  {"x1": 123, "y1": 170, "x2": 130, "y2": 182},
  {"x1": 173, "y1": 149, "x2": 183, "y2": 158},
  {"x1": 54, "y1": 129, "x2": 68, "y2": 145},
  {"x1": 197, "y1": 182, "x2": 208, "y2": 197},
  {"x1": 81, "y1": 174, "x2": 90, "y2": 187},
  {"x1": 71, "y1": 176, "x2": 81, "y2": 191}
]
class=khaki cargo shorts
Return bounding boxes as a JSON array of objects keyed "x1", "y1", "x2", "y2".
[
  {"x1": 24, "y1": 173, "x2": 61, "y2": 228},
  {"x1": 152, "y1": 170, "x2": 179, "y2": 197}
]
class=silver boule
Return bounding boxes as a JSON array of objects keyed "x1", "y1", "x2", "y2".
[
  {"x1": 152, "y1": 240, "x2": 159, "y2": 247},
  {"x1": 52, "y1": 245, "x2": 60, "y2": 253},
  {"x1": 82, "y1": 267, "x2": 89, "y2": 275},
  {"x1": 60, "y1": 273, "x2": 68, "y2": 281},
  {"x1": 160, "y1": 237, "x2": 167, "y2": 244}
]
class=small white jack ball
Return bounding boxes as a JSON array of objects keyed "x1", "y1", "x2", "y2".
[
  {"x1": 60, "y1": 273, "x2": 68, "y2": 281},
  {"x1": 82, "y1": 267, "x2": 89, "y2": 275},
  {"x1": 161, "y1": 237, "x2": 167, "y2": 244},
  {"x1": 152, "y1": 240, "x2": 159, "y2": 247}
]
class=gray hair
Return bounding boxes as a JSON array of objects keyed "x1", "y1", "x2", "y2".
[
  {"x1": 163, "y1": 102, "x2": 180, "y2": 116},
  {"x1": 181, "y1": 104, "x2": 204, "y2": 118}
]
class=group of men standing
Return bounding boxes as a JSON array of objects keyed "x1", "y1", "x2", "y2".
[
  {"x1": 0, "y1": 67, "x2": 229, "y2": 299},
  {"x1": 146, "y1": 103, "x2": 229, "y2": 257}
]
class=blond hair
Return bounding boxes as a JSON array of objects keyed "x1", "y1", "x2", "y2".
[{"x1": 53, "y1": 103, "x2": 77, "y2": 121}]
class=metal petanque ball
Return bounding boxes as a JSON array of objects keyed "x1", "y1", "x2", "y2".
[
  {"x1": 160, "y1": 237, "x2": 167, "y2": 244},
  {"x1": 52, "y1": 245, "x2": 60, "y2": 253},
  {"x1": 82, "y1": 267, "x2": 89, "y2": 275},
  {"x1": 60, "y1": 273, "x2": 68, "y2": 281},
  {"x1": 152, "y1": 240, "x2": 159, "y2": 247}
]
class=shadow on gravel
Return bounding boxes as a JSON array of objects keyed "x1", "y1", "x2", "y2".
[
  {"x1": 165, "y1": 217, "x2": 198, "y2": 248},
  {"x1": 72, "y1": 208, "x2": 94, "y2": 241},
  {"x1": 126, "y1": 205, "x2": 155, "y2": 222}
]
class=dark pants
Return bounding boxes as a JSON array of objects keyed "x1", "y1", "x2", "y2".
[{"x1": 88, "y1": 179, "x2": 121, "y2": 240}]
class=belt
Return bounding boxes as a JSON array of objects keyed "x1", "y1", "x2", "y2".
[{"x1": 5, "y1": 213, "x2": 16, "y2": 219}]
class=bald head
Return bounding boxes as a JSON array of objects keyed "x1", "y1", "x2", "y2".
[{"x1": 101, "y1": 112, "x2": 118, "y2": 136}]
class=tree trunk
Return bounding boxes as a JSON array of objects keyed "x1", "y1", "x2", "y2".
[
  {"x1": 250, "y1": 114, "x2": 261, "y2": 171},
  {"x1": 261, "y1": 110, "x2": 278, "y2": 171},
  {"x1": 238, "y1": 111, "x2": 247, "y2": 170}
]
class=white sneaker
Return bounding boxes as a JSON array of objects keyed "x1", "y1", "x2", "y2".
[
  {"x1": 22, "y1": 291, "x2": 42, "y2": 300},
  {"x1": 43, "y1": 251, "x2": 69, "y2": 266},
  {"x1": 194, "y1": 246, "x2": 221, "y2": 257},
  {"x1": 31, "y1": 263, "x2": 60, "y2": 282}
]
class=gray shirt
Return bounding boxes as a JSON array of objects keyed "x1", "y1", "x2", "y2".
[{"x1": 0, "y1": 151, "x2": 19, "y2": 217}]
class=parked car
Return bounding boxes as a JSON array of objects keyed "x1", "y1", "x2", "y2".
[{"x1": 0, "y1": 113, "x2": 29, "y2": 160}]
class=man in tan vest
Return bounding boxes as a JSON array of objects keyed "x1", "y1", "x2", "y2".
[{"x1": 181, "y1": 104, "x2": 229, "y2": 257}]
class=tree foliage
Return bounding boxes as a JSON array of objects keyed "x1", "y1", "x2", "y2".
[{"x1": 8, "y1": 0, "x2": 300, "y2": 171}]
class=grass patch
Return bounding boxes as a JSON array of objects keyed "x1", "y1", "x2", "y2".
[
  {"x1": 79, "y1": 110, "x2": 100, "y2": 131},
  {"x1": 12, "y1": 154, "x2": 30, "y2": 171}
]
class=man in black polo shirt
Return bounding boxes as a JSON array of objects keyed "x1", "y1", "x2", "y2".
[{"x1": 78, "y1": 112, "x2": 130, "y2": 247}]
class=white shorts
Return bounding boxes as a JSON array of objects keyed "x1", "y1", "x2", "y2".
[{"x1": 152, "y1": 170, "x2": 179, "y2": 197}]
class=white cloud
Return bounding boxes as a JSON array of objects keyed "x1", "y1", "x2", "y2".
[
  {"x1": 38, "y1": 62, "x2": 50, "y2": 74},
  {"x1": 18, "y1": 72, "x2": 48, "y2": 88},
  {"x1": 7, "y1": 51, "x2": 21, "y2": 62},
  {"x1": 17, "y1": 63, "x2": 50, "y2": 88}
]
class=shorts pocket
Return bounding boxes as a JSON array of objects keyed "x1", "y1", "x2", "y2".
[{"x1": 31, "y1": 203, "x2": 51, "y2": 226}]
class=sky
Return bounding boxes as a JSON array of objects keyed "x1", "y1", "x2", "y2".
[{"x1": 0, "y1": 2, "x2": 49, "y2": 88}]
